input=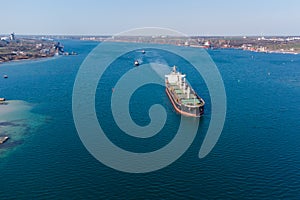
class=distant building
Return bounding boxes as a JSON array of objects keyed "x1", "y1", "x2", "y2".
[
  {"x1": 0, "y1": 36, "x2": 9, "y2": 41},
  {"x1": 204, "y1": 41, "x2": 211, "y2": 47},
  {"x1": 10, "y1": 32, "x2": 15, "y2": 40},
  {"x1": 40, "y1": 48, "x2": 50, "y2": 54},
  {"x1": 1, "y1": 32, "x2": 15, "y2": 41}
]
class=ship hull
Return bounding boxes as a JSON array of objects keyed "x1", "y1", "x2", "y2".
[{"x1": 165, "y1": 88, "x2": 204, "y2": 117}]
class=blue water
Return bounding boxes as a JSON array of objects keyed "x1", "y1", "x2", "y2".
[{"x1": 0, "y1": 40, "x2": 299, "y2": 199}]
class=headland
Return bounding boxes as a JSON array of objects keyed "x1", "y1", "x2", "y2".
[{"x1": 0, "y1": 33, "x2": 76, "y2": 64}]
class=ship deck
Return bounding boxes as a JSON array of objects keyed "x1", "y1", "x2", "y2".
[{"x1": 168, "y1": 83, "x2": 202, "y2": 105}]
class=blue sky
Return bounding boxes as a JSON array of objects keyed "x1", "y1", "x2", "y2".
[{"x1": 1, "y1": 0, "x2": 299, "y2": 36}]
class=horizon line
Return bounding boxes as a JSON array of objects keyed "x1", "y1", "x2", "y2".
[{"x1": 1, "y1": 34, "x2": 300, "y2": 37}]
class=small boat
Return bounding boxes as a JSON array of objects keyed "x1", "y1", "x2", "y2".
[
  {"x1": 134, "y1": 60, "x2": 139, "y2": 66},
  {"x1": 0, "y1": 136, "x2": 9, "y2": 144},
  {"x1": 141, "y1": 50, "x2": 145, "y2": 54},
  {"x1": 3, "y1": 75, "x2": 8, "y2": 79}
]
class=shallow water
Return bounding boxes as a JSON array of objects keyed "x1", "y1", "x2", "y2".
[{"x1": 0, "y1": 100, "x2": 46, "y2": 157}]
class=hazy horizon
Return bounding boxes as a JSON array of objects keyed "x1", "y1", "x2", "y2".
[
  {"x1": 2, "y1": 33, "x2": 300, "y2": 37},
  {"x1": 1, "y1": 0, "x2": 299, "y2": 36}
]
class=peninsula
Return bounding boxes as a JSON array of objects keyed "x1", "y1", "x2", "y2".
[{"x1": 0, "y1": 33, "x2": 67, "y2": 64}]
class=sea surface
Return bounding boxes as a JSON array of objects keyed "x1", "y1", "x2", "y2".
[{"x1": 0, "y1": 40, "x2": 299, "y2": 199}]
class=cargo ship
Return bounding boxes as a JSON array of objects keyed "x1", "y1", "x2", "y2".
[{"x1": 165, "y1": 66, "x2": 205, "y2": 117}]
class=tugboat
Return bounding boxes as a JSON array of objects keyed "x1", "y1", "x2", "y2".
[
  {"x1": 134, "y1": 60, "x2": 139, "y2": 66},
  {"x1": 165, "y1": 66, "x2": 205, "y2": 117}
]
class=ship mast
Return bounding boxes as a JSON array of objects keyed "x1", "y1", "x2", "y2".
[{"x1": 172, "y1": 65, "x2": 176, "y2": 73}]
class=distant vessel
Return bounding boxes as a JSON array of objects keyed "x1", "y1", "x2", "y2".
[
  {"x1": 134, "y1": 60, "x2": 139, "y2": 66},
  {"x1": 141, "y1": 50, "x2": 145, "y2": 54},
  {"x1": 0, "y1": 136, "x2": 9, "y2": 144},
  {"x1": 165, "y1": 66, "x2": 205, "y2": 117},
  {"x1": 3, "y1": 75, "x2": 8, "y2": 79}
]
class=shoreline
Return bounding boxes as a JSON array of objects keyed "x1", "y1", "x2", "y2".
[
  {"x1": 0, "y1": 54, "x2": 60, "y2": 66},
  {"x1": 1, "y1": 36, "x2": 299, "y2": 65},
  {"x1": 0, "y1": 55, "x2": 54, "y2": 65},
  {"x1": 82, "y1": 38, "x2": 300, "y2": 56}
]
